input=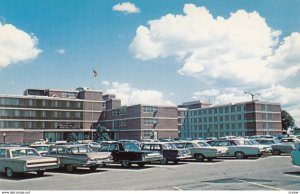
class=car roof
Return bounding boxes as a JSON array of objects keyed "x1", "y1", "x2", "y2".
[
  {"x1": 141, "y1": 142, "x2": 171, "y2": 145},
  {"x1": 52, "y1": 144, "x2": 89, "y2": 148},
  {"x1": 0, "y1": 147, "x2": 34, "y2": 150}
]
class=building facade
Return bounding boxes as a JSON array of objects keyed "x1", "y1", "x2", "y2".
[
  {"x1": 179, "y1": 101, "x2": 282, "y2": 139},
  {"x1": 0, "y1": 88, "x2": 178, "y2": 143},
  {"x1": 0, "y1": 88, "x2": 104, "y2": 144},
  {"x1": 99, "y1": 98, "x2": 179, "y2": 140}
]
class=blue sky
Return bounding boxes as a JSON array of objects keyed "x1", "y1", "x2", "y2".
[{"x1": 1, "y1": 0, "x2": 300, "y2": 125}]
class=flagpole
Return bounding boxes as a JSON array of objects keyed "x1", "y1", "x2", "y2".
[{"x1": 92, "y1": 70, "x2": 94, "y2": 141}]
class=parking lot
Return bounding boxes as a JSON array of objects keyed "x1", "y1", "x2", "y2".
[{"x1": 1, "y1": 154, "x2": 300, "y2": 190}]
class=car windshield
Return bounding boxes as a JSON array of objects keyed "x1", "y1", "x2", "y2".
[
  {"x1": 11, "y1": 149, "x2": 40, "y2": 157},
  {"x1": 249, "y1": 140, "x2": 259, "y2": 145},
  {"x1": 71, "y1": 146, "x2": 93, "y2": 154},
  {"x1": 163, "y1": 143, "x2": 177, "y2": 150},
  {"x1": 33, "y1": 146, "x2": 50, "y2": 152},
  {"x1": 197, "y1": 141, "x2": 210, "y2": 147},
  {"x1": 123, "y1": 142, "x2": 140, "y2": 151}
]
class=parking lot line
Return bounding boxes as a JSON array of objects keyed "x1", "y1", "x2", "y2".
[
  {"x1": 173, "y1": 186, "x2": 183, "y2": 191},
  {"x1": 233, "y1": 179, "x2": 283, "y2": 191}
]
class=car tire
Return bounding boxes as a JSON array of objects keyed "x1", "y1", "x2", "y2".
[
  {"x1": 235, "y1": 151, "x2": 245, "y2": 159},
  {"x1": 89, "y1": 166, "x2": 98, "y2": 171},
  {"x1": 160, "y1": 156, "x2": 168, "y2": 164},
  {"x1": 36, "y1": 170, "x2": 45, "y2": 176},
  {"x1": 5, "y1": 167, "x2": 14, "y2": 178},
  {"x1": 66, "y1": 165, "x2": 76, "y2": 172},
  {"x1": 121, "y1": 160, "x2": 131, "y2": 168},
  {"x1": 195, "y1": 154, "x2": 205, "y2": 162},
  {"x1": 138, "y1": 163, "x2": 145, "y2": 168},
  {"x1": 173, "y1": 160, "x2": 179, "y2": 164},
  {"x1": 272, "y1": 150, "x2": 281, "y2": 155}
]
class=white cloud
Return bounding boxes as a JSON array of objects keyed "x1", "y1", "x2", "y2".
[
  {"x1": 0, "y1": 22, "x2": 42, "y2": 68},
  {"x1": 193, "y1": 85, "x2": 300, "y2": 126},
  {"x1": 112, "y1": 2, "x2": 140, "y2": 14},
  {"x1": 101, "y1": 81, "x2": 110, "y2": 86},
  {"x1": 130, "y1": 4, "x2": 300, "y2": 85},
  {"x1": 56, "y1": 48, "x2": 65, "y2": 54},
  {"x1": 104, "y1": 81, "x2": 175, "y2": 106}
]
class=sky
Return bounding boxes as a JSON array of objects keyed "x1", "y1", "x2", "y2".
[{"x1": 0, "y1": 0, "x2": 300, "y2": 126}]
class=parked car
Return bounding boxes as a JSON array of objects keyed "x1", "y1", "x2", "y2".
[
  {"x1": 140, "y1": 142, "x2": 191, "y2": 164},
  {"x1": 207, "y1": 139, "x2": 262, "y2": 159},
  {"x1": 29, "y1": 144, "x2": 52, "y2": 156},
  {"x1": 248, "y1": 139, "x2": 273, "y2": 154},
  {"x1": 97, "y1": 142, "x2": 162, "y2": 168},
  {"x1": 0, "y1": 147, "x2": 60, "y2": 178},
  {"x1": 174, "y1": 141, "x2": 223, "y2": 162},
  {"x1": 194, "y1": 140, "x2": 229, "y2": 156},
  {"x1": 291, "y1": 144, "x2": 300, "y2": 167},
  {"x1": 46, "y1": 145, "x2": 113, "y2": 172},
  {"x1": 255, "y1": 138, "x2": 295, "y2": 155}
]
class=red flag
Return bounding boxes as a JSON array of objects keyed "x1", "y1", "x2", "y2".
[{"x1": 92, "y1": 69, "x2": 97, "y2": 77}]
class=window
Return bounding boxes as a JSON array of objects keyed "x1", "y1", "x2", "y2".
[
  {"x1": 231, "y1": 115, "x2": 235, "y2": 121},
  {"x1": 231, "y1": 106, "x2": 235, "y2": 112},
  {"x1": 214, "y1": 108, "x2": 217, "y2": 114},
  {"x1": 219, "y1": 108, "x2": 223, "y2": 113},
  {"x1": 224, "y1": 107, "x2": 229, "y2": 113},
  {"x1": 0, "y1": 149, "x2": 7, "y2": 158},
  {"x1": 144, "y1": 118, "x2": 158, "y2": 125},
  {"x1": 186, "y1": 143, "x2": 194, "y2": 148},
  {"x1": 143, "y1": 106, "x2": 158, "y2": 113},
  {"x1": 238, "y1": 115, "x2": 242, "y2": 120}
]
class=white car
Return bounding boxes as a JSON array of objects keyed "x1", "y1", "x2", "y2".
[
  {"x1": 194, "y1": 140, "x2": 229, "y2": 156},
  {"x1": 207, "y1": 139, "x2": 262, "y2": 159},
  {"x1": 174, "y1": 141, "x2": 223, "y2": 162},
  {"x1": 291, "y1": 144, "x2": 300, "y2": 167}
]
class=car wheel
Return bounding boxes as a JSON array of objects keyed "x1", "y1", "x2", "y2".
[
  {"x1": 138, "y1": 163, "x2": 145, "y2": 168},
  {"x1": 66, "y1": 165, "x2": 76, "y2": 172},
  {"x1": 195, "y1": 154, "x2": 205, "y2": 162},
  {"x1": 5, "y1": 167, "x2": 14, "y2": 178},
  {"x1": 121, "y1": 160, "x2": 131, "y2": 168},
  {"x1": 272, "y1": 150, "x2": 281, "y2": 155},
  {"x1": 160, "y1": 156, "x2": 168, "y2": 164},
  {"x1": 173, "y1": 160, "x2": 179, "y2": 164},
  {"x1": 235, "y1": 151, "x2": 245, "y2": 159},
  {"x1": 89, "y1": 166, "x2": 98, "y2": 171},
  {"x1": 36, "y1": 170, "x2": 45, "y2": 176}
]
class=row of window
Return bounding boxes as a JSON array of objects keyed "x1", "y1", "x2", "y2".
[
  {"x1": 189, "y1": 105, "x2": 244, "y2": 117},
  {"x1": 181, "y1": 131, "x2": 245, "y2": 138},
  {"x1": 182, "y1": 123, "x2": 245, "y2": 131},
  {"x1": 113, "y1": 120, "x2": 127, "y2": 127},
  {"x1": 0, "y1": 109, "x2": 82, "y2": 119},
  {"x1": 0, "y1": 121, "x2": 83, "y2": 129},
  {"x1": 143, "y1": 118, "x2": 158, "y2": 125},
  {"x1": 112, "y1": 107, "x2": 127, "y2": 116},
  {"x1": 0, "y1": 98, "x2": 83, "y2": 109},
  {"x1": 143, "y1": 106, "x2": 158, "y2": 113}
]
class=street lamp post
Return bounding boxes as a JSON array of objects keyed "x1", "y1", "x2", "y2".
[
  {"x1": 3, "y1": 132, "x2": 6, "y2": 143},
  {"x1": 244, "y1": 91, "x2": 260, "y2": 102}
]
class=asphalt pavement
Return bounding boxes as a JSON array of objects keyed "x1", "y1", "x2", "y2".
[{"x1": 1, "y1": 155, "x2": 300, "y2": 190}]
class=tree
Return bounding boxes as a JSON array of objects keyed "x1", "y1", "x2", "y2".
[{"x1": 281, "y1": 110, "x2": 295, "y2": 132}]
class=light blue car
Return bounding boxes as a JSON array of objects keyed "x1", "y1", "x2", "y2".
[{"x1": 291, "y1": 144, "x2": 300, "y2": 167}]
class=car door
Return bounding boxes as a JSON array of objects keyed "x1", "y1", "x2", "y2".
[{"x1": 292, "y1": 145, "x2": 300, "y2": 166}]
